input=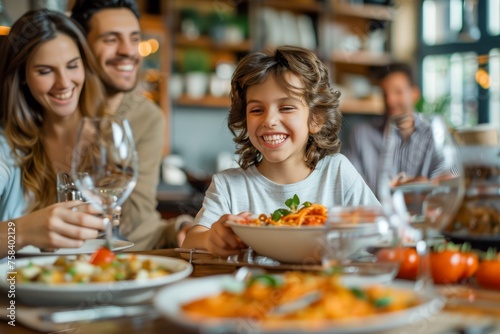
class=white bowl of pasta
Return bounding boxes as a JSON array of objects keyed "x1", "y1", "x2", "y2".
[
  {"x1": 227, "y1": 205, "x2": 392, "y2": 265},
  {"x1": 227, "y1": 222, "x2": 325, "y2": 264},
  {"x1": 227, "y1": 201, "x2": 329, "y2": 264}
]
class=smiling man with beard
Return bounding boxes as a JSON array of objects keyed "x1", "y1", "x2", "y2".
[{"x1": 71, "y1": 0, "x2": 193, "y2": 250}]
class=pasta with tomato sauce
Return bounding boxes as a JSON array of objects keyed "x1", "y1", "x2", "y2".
[
  {"x1": 182, "y1": 272, "x2": 419, "y2": 325},
  {"x1": 244, "y1": 204, "x2": 328, "y2": 227}
]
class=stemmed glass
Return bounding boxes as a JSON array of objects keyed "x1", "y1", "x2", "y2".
[
  {"x1": 322, "y1": 206, "x2": 402, "y2": 284},
  {"x1": 71, "y1": 117, "x2": 138, "y2": 249},
  {"x1": 378, "y1": 113, "x2": 465, "y2": 290}
]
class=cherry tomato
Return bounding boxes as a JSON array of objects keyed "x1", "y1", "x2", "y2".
[
  {"x1": 89, "y1": 247, "x2": 115, "y2": 266},
  {"x1": 430, "y1": 250, "x2": 465, "y2": 284},
  {"x1": 397, "y1": 248, "x2": 420, "y2": 280},
  {"x1": 460, "y1": 252, "x2": 479, "y2": 280},
  {"x1": 377, "y1": 247, "x2": 420, "y2": 280},
  {"x1": 475, "y1": 259, "x2": 500, "y2": 290}
]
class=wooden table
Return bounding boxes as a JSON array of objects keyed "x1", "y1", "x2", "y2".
[{"x1": 2, "y1": 249, "x2": 500, "y2": 334}]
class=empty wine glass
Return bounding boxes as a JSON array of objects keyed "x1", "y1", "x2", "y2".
[
  {"x1": 322, "y1": 206, "x2": 401, "y2": 284},
  {"x1": 378, "y1": 113, "x2": 465, "y2": 290},
  {"x1": 71, "y1": 117, "x2": 138, "y2": 249},
  {"x1": 57, "y1": 172, "x2": 83, "y2": 202}
]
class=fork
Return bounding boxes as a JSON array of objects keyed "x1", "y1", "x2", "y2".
[
  {"x1": 271, "y1": 290, "x2": 322, "y2": 316},
  {"x1": 232, "y1": 267, "x2": 321, "y2": 316}
]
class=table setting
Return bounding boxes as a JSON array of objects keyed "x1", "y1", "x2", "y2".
[{"x1": 2, "y1": 246, "x2": 500, "y2": 334}]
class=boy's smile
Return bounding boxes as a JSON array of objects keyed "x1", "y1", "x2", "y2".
[{"x1": 261, "y1": 133, "x2": 288, "y2": 147}]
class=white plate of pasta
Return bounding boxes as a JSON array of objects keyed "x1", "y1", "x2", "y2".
[
  {"x1": 154, "y1": 272, "x2": 444, "y2": 334},
  {"x1": 0, "y1": 254, "x2": 192, "y2": 306}
]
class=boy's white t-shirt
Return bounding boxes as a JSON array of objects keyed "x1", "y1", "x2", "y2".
[{"x1": 195, "y1": 154, "x2": 380, "y2": 228}]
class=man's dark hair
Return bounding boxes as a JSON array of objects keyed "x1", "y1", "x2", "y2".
[
  {"x1": 70, "y1": 0, "x2": 140, "y2": 33},
  {"x1": 376, "y1": 62, "x2": 416, "y2": 86}
]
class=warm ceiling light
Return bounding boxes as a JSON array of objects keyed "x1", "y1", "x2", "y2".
[
  {"x1": 475, "y1": 68, "x2": 490, "y2": 89},
  {"x1": 138, "y1": 41, "x2": 152, "y2": 57},
  {"x1": 148, "y1": 39, "x2": 159, "y2": 54},
  {"x1": 0, "y1": 26, "x2": 10, "y2": 35}
]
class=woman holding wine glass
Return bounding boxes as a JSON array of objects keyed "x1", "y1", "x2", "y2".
[{"x1": 0, "y1": 9, "x2": 108, "y2": 258}]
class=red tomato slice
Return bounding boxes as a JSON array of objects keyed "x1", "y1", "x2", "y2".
[{"x1": 89, "y1": 247, "x2": 115, "y2": 266}]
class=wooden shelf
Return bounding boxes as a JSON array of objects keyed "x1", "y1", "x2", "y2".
[
  {"x1": 175, "y1": 94, "x2": 230, "y2": 109},
  {"x1": 263, "y1": 0, "x2": 323, "y2": 13},
  {"x1": 175, "y1": 95, "x2": 384, "y2": 114},
  {"x1": 175, "y1": 35, "x2": 252, "y2": 52},
  {"x1": 340, "y1": 98, "x2": 384, "y2": 115},
  {"x1": 333, "y1": 3, "x2": 395, "y2": 21},
  {"x1": 332, "y1": 51, "x2": 392, "y2": 66}
]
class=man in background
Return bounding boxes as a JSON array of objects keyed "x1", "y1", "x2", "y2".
[
  {"x1": 347, "y1": 62, "x2": 423, "y2": 194},
  {"x1": 71, "y1": 0, "x2": 193, "y2": 250}
]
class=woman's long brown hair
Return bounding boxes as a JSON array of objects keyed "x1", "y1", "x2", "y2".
[{"x1": 0, "y1": 9, "x2": 107, "y2": 211}]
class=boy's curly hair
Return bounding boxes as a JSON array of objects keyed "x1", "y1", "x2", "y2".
[{"x1": 228, "y1": 45, "x2": 342, "y2": 170}]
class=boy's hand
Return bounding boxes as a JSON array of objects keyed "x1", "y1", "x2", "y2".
[{"x1": 206, "y1": 213, "x2": 248, "y2": 257}]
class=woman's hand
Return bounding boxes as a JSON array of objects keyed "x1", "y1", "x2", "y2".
[{"x1": 15, "y1": 201, "x2": 105, "y2": 250}]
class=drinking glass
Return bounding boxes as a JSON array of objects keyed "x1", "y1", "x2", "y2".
[
  {"x1": 71, "y1": 117, "x2": 138, "y2": 248},
  {"x1": 322, "y1": 206, "x2": 401, "y2": 284},
  {"x1": 57, "y1": 172, "x2": 83, "y2": 202},
  {"x1": 377, "y1": 113, "x2": 465, "y2": 289}
]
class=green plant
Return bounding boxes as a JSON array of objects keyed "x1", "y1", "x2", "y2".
[
  {"x1": 181, "y1": 49, "x2": 211, "y2": 73},
  {"x1": 415, "y1": 96, "x2": 451, "y2": 115}
]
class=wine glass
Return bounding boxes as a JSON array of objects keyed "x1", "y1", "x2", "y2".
[
  {"x1": 378, "y1": 113, "x2": 465, "y2": 290},
  {"x1": 321, "y1": 206, "x2": 402, "y2": 284},
  {"x1": 71, "y1": 117, "x2": 138, "y2": 249}
]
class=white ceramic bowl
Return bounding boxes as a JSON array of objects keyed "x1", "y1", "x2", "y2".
[
  {"x1": 227, "y1": 221, "x2": 383, "y2": 264},
  {"x1": 227, "y1": 222, "x2": 325, "y2": 264},
  {"x1": 228, "y1": 207, "x2": 390, "y2": 264}
]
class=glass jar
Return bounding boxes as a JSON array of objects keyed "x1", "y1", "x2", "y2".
[{"x1": 445, "y1": 145, "x2": 500, "y2": 247}]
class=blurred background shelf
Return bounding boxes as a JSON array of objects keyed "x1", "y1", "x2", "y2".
[
  {"x1": 174, "y1": 94, "x2": 231, "y2": 109},
  {"x1": 340, "y1": 98, "x2": 384, "y2": 115},
  {"x1": 262, "y1": 0, "x2": 323, "y2": 13},
  {"x1": 332, "y1": 51, "x2": 392, "y2": 66},
  {"x1": 332, "y1": 2, "x2": 395, "y2": 21},
  {"x1": 175, "y1": 35, "x2": 252, "y2": 52}
]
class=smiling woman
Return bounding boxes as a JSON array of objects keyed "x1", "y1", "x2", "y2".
[
  {"x1": 25, "y1": 34, "x2": 85, "y2": 119},
  {"x1": 0, "y1": 9, "x2": 108, "y2": 258}
]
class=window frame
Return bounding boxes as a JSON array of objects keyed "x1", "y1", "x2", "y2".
[{"x1": 418, "y1": 0, "x2": 500, "y2": 124}]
